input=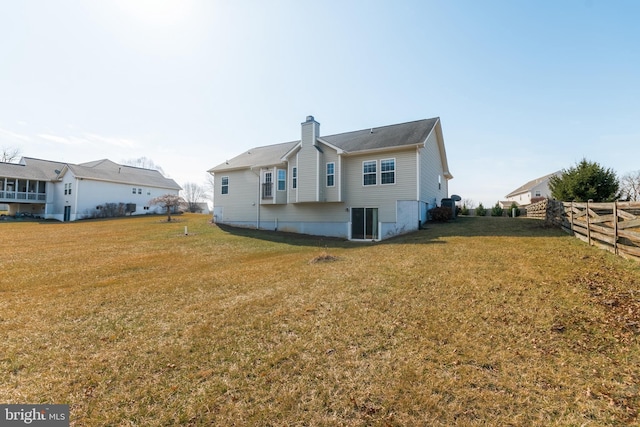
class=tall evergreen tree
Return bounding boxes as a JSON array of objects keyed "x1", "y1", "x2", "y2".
[{"x1": 549, "y1": 159, "x2": 619, "y2": 202}]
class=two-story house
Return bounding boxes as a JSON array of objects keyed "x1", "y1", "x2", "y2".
[
  {"x1": 0, "y1": 157, "x2": 181, "y2": 221},
  {"x1": 208, "y1": 116, "x2": 453, "y2": 241},
  {"x1": 504, "y1": 171, "x2": 561, "y2": 206}
]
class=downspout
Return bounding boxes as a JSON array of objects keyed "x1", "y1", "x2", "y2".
[
  {"x1": 250, "y1": 167, "x2": 261, "y2": 229},
  {"x1": 74, "y1": 177, "x2": 80, "y2": 220}
]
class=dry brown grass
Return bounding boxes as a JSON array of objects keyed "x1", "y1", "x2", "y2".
[{"x1": 1, "y1": 214, "x2": 639, "y2": 426}]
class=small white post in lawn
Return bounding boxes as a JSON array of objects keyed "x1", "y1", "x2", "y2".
[
  {"x1": 512, "y1": 208, "x2": 517, "y2": 218},
  {"x1": 184, "y1": 226, "x2": 188, "y2": 235}
]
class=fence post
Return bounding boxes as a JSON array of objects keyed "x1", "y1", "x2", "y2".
[
  {"x1": 613, "y1": 201, "x2": 618, "y2": 255},
  {"x1": 570, "y1": 201, "x2": 574, "y2": 232},
  {"x1": 586, "y1": 200, "x2": 591, "y2": 246}
]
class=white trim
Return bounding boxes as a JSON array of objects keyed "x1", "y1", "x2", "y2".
[
  {"x1": 338, "y1": 155, "x2": 342, "y2": 201},
  {"x1": 380, "y1": 157, "x2": 396, "y2": 186},
  {"x1": 416, "y1": 146, "x2": 420, "y2": 200},
  {"x1": 326, "y1": 162, "x2": 335, "y2": 187},
  {"x1": 362, "y1": 160, "x2": 377, "y2": 186}
]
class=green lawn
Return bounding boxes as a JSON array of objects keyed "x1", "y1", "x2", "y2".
[{"x1": 1, "y1": 214, "x2": 639, "y2": 426}]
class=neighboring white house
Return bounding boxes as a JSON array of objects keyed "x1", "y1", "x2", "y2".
[
  {"x1": 504, "y1": 171, "x2": 561, "y2": 206},
  {"x1": 0, "y1": 157, "x2": 181, "y2": 221},
  {"x1": 208, "y1": 116, "x2": 453, "y2": 241}
]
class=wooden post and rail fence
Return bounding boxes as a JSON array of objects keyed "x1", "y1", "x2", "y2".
[{"x1": 526, "y1": 198, "x2": 640, "y2": 262}]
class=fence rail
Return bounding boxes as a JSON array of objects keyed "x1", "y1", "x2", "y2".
[{"x1": 530, "y1": 199, "x2": 640, "y2": 262}]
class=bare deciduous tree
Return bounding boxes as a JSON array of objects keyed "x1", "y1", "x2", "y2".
[
  {"x1": 1, "y1": 146, "x2": 21, "y2": 163},
  {"x1": 204, "y1": 173, "x2": 215, "y2": 207},
  {"x1": 620, "y1": 170, "x2": 640, "y2": 201},
  {"x1": 181, "y1": 182, "x2": 205, "y2": 213},
  {"x1": 122, "y1": 157, "x2": 166, "y2": 176},
  {"x1": 149, "y1": 194, "x2": 186, "y2": 222}
]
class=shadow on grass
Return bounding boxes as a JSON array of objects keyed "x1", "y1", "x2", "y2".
[{"x1": 215, "y1": 216, "x2": 565, "y2": 247}]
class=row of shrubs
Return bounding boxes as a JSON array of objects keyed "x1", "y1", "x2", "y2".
[
  {"x1": 429, "y1": 202, "x2": 521, "y2": 222},
  {"x1": 460, "y1": 202, "x2": 521, "y2": 217},
  {"x1": 83, "y1": 203, "x2": 136, "y2": 219}
]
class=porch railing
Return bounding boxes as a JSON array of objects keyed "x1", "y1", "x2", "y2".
[
  {"x1": 262, "y1": 183, "x2": 273, "y2": 199},
  {"x1": 0, "y1": 191, "x2": 46, "y2": 202}
]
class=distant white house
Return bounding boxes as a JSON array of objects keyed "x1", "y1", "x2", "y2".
[
  {"x1": 208, "y1": 116, "x2": 453, "y2": 241},
  {"x1": 0, "y1": 157, "x2": 181, "y2": 221},
  {"x1": 504, "y1": 171, "x2": 561, "y2": 206}
]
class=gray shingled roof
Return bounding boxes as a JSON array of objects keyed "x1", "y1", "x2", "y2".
[
  {"x1": 67, "y1": 159, "x2": 181, "y2": 190},
  {"x1": 209, "y1": 141, "x2": 298, "y2": 172},
  {"x1": 506, "y1": 171, "x2": 561, "y2": 198},
  {"x1": 0, "y1": 157, "x2": 181, "y2": 190},
  {"x1": 321, "y1": 118, "x2": 439, "y2": 153},
  {"x1": 209, "y1": 118, "x2": 440, "y2": 172},
  {"x1": 0, "y1": 157, "x2": 66, "y2": 180}
]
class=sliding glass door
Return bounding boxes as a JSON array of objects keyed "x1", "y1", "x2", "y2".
[{"x1": 351, "y1": 208, "x2": 378, "y2": 240}]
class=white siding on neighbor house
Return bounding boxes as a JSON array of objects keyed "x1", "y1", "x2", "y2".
[
  {"x1": 418, "y1": 130, "x2": 448, "y2": 209},
  {"x1": 74, "y1": 179, "x2": 176, "y2": 220},
  {"x1": 342, "y1": 148, "x2": 417, "y2": 222}
]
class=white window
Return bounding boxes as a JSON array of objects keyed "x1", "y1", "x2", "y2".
[
  {"x1": 438, "y1": 175, "x2": 441, "y2": 190},
  {"x1": 132, "y1": 187, "x2": 136, "y2": 194},
  {"x1": 326, "y1": 162, "x2": 335, "y2": 187},
  {"x1": 292, "y1": 167, "x2": 297, "y2": 189},
  {"x1": 277, "y1": 170, "x2": 286, "y2": 191},
  {"x1": 381, "y1": 158, "x2": 395, "y2": 185},
  {"x1": 363, "y1": 160, "x2": 376, "y2": 186},
  {"x1": 221, "y1": 176, "x2": 229, "y2": 195}
]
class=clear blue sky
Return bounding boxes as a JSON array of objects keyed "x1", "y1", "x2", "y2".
[{"x1": 1, "y1": 0, "x2": 639, "y2": 207}]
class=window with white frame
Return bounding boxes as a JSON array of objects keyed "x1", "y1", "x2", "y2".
[
  {"x1": 326, "y1": 162, "x2": 335, "y2": 187},
  {"x1": 221, "y1": 176, "x2": 229, "y2": 195},
  {"x1": 132, "y1": 187, "x2": 136, "y2": 194},
  {"x1": 292, "y1": 167, "x2": 297, "y2": 189},
  {"x1": 277, "y1": 169, "x2": 286, "y2": 191},
  {"x1": 363, "y1": 160, "x2": 376, "y2": 186},
  {"x1": 381, "y1": 158, "x2": 395, "y2": 184}
]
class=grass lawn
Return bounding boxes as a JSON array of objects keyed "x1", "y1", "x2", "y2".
[{"x1": 1, "y1": 214, "x2": 639, "y2": 426}]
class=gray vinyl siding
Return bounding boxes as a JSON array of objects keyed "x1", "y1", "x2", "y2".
[
  {"x1": 320, "y1": 144, "x2": 340, "y2": 203},
  {"x1": 288, "y1": 155, "x2": 298, "y2": 203},
  {"x1": 298, "y1": 120, "x2": 320, "y2": 203},
  {"x1": 419, "y1": 130, "x2": 448, "y2": 207},
  {"x1": 259, "y1": 202, "x2": 347, "y2": 224},
  {"x1": 297, "y1": 145, "x2": 319, "y2": 202},
  {"x1": 342, "y1": 148, "x2": 417, "y2": 222},
  {"x1": 214, "y1": 169, "x2": 258, "y2": 223},
  {"x1": 275, "y1": 167, "x2": 288, "y2": 204}
]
